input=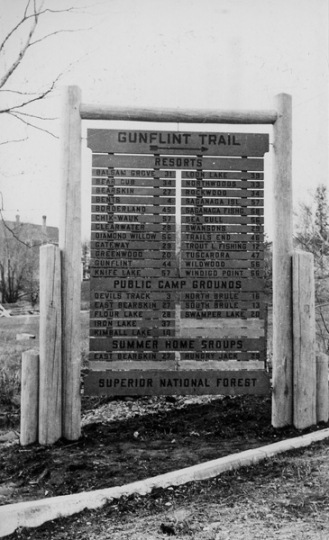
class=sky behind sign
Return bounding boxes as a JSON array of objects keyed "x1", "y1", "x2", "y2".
[{"x1": 0, "y1": 0, "x2": 327, "y2": 239}]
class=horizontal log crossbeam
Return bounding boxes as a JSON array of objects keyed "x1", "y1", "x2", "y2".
[{"x1": 80, "y1": 104, "x2": 278, "y2": 125}]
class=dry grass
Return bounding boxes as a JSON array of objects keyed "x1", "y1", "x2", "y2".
[{"x1": 0, "y1": 312, "x2": 90, "y2": 407}]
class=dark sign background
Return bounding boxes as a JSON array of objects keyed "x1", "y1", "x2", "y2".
[{"x1": 85, "y1": 129, "x2": 270, "y2": 396}]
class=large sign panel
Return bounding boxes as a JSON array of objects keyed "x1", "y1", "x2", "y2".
[{"x1": 84, "y1": 129, "x2": 270, "y2": 396}]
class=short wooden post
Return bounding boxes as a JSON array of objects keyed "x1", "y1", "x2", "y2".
[
  {"x1": 293, "y1": 251, "x2": 316, "y2": 429},
  {"x1": 20, "y1": 350, "x2": 39, "y2": 446},
  {"x1": 39, "y1": 244, "x2": 62, "y2": 445},
  {"x1": 59, "y1": 86, "x2": 82, "y2": 440},
  {"x1": 316, "y1": 353, "x2": 329, "y2": 423},
  {"x1": 272, "y1": 93, "x2": 293, "y2": 428}
]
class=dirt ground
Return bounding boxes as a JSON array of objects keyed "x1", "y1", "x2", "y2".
[{"x1": 1, "y1": 395, "x2": 329, "y2": 539}]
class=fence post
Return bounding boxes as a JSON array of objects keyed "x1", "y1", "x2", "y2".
[
  {"x1": 316, "y1": 353, "x2": 329, "y2": 423},
  {"x1": 293, "y1": 251, "x2": 316, "y2": 429},
  {"x1": 20, "y1": 350, "x2": 39, "y2": 446},
  {"x1": 272, "y1": 93, "x2": 293, "y2": 427},
  {"x1": 39, "y1": 244, "x2": 62, "y2": 445},
  {"x1": 59, "y1": 86, "x2": 82, "y2": 440}
]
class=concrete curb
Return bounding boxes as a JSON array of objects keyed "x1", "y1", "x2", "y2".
[{"x1": 1, "y1": 427, "x2": 329, "y2": 538}]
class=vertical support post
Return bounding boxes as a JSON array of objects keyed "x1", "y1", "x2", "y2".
[
  {"x1": 20, "y1": 350, "x2": 39, "y2": 446},
  {"x1": 316, "y1": 353, "x2": 329, "y2": 423},
  {"x1": 39, "y1": 244, "x2": 62, "y2": 445},
  {"x1": 272, "y1": 93, "x2": 293, "y2": 427},
  {"x1": 293, "y1": 251, "x2": 316, "y2": 429},
  {"x1": 60, "y1": 86, "x2": 82, "y2": 440}
]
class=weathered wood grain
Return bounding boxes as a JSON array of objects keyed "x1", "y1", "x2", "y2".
[{"x1": 20, "y1": 350, "x2": 39, "y2": 446}]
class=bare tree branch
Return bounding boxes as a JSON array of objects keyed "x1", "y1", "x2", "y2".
[
  {"x1": 13, "y1": 110, "x2": 57, "y2": 121},
  {"x1": 8, "y1": 112, "x2": 58, "y2": 138},
  {"x1": 0, "y1": 209, "x2": 32, "y2": 248},
  {"x1": 0, "y1": 89, "x2": 41, "y2": 95},
  {"x1": 0, "y1": 2, "x2": 79, "y2": 55},
  {"x1": 0, "y1": 73, "x2": 59, "y2": 113},
  {"x1": 0, "y1": 2, "x2": 39, "y2": 89},
  {"x1": 0, "y1": 136, "x2": 28, "y2": 146},
  {"x1": 30, "y1": 27, "x2": 92, "y2": 48}
]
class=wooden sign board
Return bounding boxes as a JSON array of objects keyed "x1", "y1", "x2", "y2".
[
  {"x1": 88, "y1": 129, "x2": 269, "y2": 156},
  {"x1": 87, "y1": 128, "x2": 269, "y2": 397},
  {"x1": 84, "y1": 370, "x2": 271, "y2": 396}
]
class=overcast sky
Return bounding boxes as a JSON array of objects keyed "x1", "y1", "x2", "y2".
[{"x1": 0, "y1": 0, "x2": 328, "y2": 239}]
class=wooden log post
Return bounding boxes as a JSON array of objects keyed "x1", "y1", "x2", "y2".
[
  {"x1": 316, "y1": 353, "x2": 329, "y2": 423},
  {"x1": 293, "y1": 251, "x2": 316, "y2": 429},
  {"x1": 272, "y1": 93, "x2": 293, "y2": 428},
  {"x1": 60, "y1": 86, "x2": 82, "y2": 440},
  {"x1": 39, "y1": 244, "x2": 62, "y2": 445},
  {"x1": 20, "y1": 350, "x2": 39, "y2": 446}
]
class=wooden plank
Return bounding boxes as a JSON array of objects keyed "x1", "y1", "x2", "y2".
[
  {"x1": 272, "y1": 93, "x2": 293, "y2": 429},
  {"x1": 293, "y1": 251, "x2": 316, "y2": 429},
  {"x1": 177, "y1": 360, "x2": 265, "y2": 369},
  {"x1": 93, "y1": 178, "x2": 176, "y2": 187},
  {"x1": 90, "y1": 329, "x2": 177, "y2": 338},
  {"x1": 182, "y1": 251, "x2": 264, "y2": 261},
  {"x1": 181, "y1": 216, "x2": 264, "y2": 224},
  {"x1": 92, "y1": 214, "x2": 176, "y2": 224},
  {"x1": 88, "y1": 351, "x2": 263, "y2": 363},
  {"x1": 84, "y1": 369, "x2": 270, "y2": 397},
  {"x1": 90, "y1": 232, "x2": 169, "y2": 240},
  {"x1": 91, "y1": 223, "x2": 176, "y2": 232},
  {"x1": 181, "y1": 224, "x2": 264, "y2": 233},
  {"x1": 316, "y1": 353, "x2": 329, "y2": 423},
  {"x1": 182, "y1": 171, "x2": 264, "y2": 180},
  {"x1": 182, "y1": 189, "x2": 264, "y2": 198},
  {"x1": 92, "y1": 196, "x2": 176, "y2": 205},
  {"x1": 93, "y1": 169, "x2": 176, "y2": 179},
  {"x1": 89, "y1": 352, "x2": 176, "y2": 361},
  {"x1": 90, "y1": 259, "x2": 177, "y2": 269},
  {"x1": 181, "y1": 241, "x2": 262, "y2": 251},
  {"x1": 181, "y1": 198, "x2": 264, "y2": 207},
  {"x1": 90, "y1": 250, "x2": 176, "y2": 260},
  {"x1": 90, "y1": 241, "x2": 175, "y2": 251},
  {"x1": 89, "y1": 360, "x2": 177, "y2": 370},
  {"x1": 181, "y1": 207, "x2": 264, "y2": 216},
  {"x1": 88, "y1": 359, "x2": 265, "y2": 370},
  {"x1": 92, "y1": 154, "x2": 264, "y2": 171},
  {"x1": 181, "y1": 269, "x2": 264, "y2": 278},
  {"x1": 92, "y1": 187, "x2": 175, "y2": 196},
  {"x1": 89, "y1": 336, "x2": 265, "y2": 352},
  {"x1": 182, "y1": 232, "x2": 264, "y2": 241},
  {"x1": 20, "y1": 350, "x2": 39, "y2": 446},
  {"x1": 181, "y1": 311, "x2": 264, "y2": 319},
  {"x1": 91, "y1": 205, "x2": 176, "y2": 214},
  {"x1": 87, "y1": 129, "x2": 269, "y2": 156},
  {"x1": 91, "y1": 291, "x2": 180, "y2": 301},
  {"x1": 178, "y1": 323, "x2": 265, "y2": 336},
  {"x1": 59, "y1": 86, "x2": 82, "y2": 441},
  {"x1": 180, "y1": 316, "x2": 264, "y2": 327},
  {"x1": 90, "y1": 277, "x2": 263, "y2": 291},
  {"x1": 90, "y1": 268, "x2": 179, "y2": 278},
  {"x1": 80, "y1": 103, "x2": 278, "y2": 124},
  {"x1": 39, "y1": 244, "x2": 62, "y2": 445},
  {"x1": 179, "y1": 299, "x2": 264, "y2": 309}
]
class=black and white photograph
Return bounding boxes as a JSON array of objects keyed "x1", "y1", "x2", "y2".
[{"x1": 0, "y1": 1, "x2": 328, "y2": 538}]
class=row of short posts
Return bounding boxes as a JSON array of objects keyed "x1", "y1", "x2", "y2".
[
  {"x1": 20, "y1": 86, "x2": 82, "y2": 446},
  {"x1": 19, "y1": 247, "x2": 329, "y2": 445}
]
